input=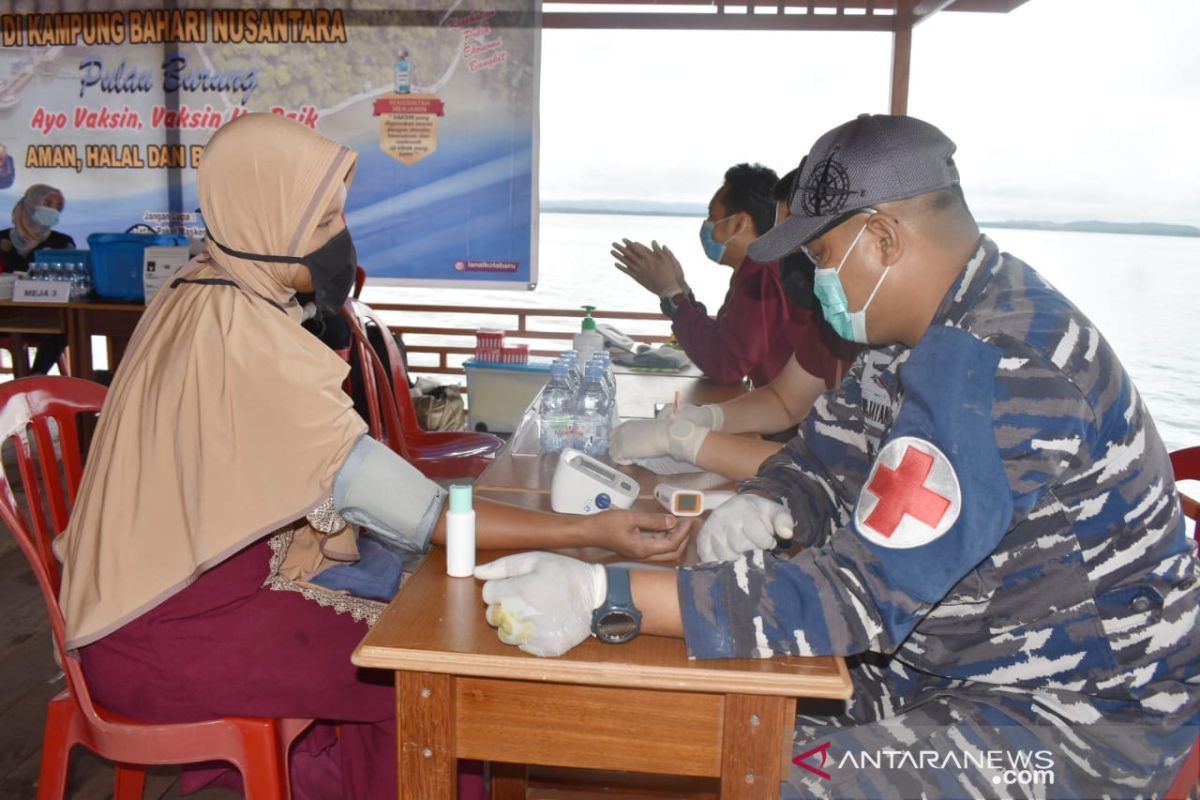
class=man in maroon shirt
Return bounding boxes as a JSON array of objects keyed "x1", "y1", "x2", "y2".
[
  {"x1": 612, "y1": 163, "x2": 818, "y2": 388},
  {"x1": 610, "y1": 166, "x2": 860, "y2": 480}
]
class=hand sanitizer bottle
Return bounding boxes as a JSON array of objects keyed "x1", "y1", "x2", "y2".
[
  {"x1": 394, "y1": 48, "x2": 411, "y2": 94},
  {"x1": 445, "y1": 484, "x2": 476, "y2": 577},
  {"x1": 573, "y1": 305, "x2": 604, "y2": 367}
]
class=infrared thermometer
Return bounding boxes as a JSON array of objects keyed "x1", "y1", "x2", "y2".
[{"x1": 653, "y1": 484, "x2": 736, "y2": 516}]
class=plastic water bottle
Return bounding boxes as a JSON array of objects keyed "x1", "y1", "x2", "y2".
[
  {"x1": 593, "y1": 351, "x2": 617, "y2": 409},
  {"x1": 538, "y1": 362, "x2": 574, "y2": 454},
  {"x1": 573, "y1": 362, "x2": 610, "y2": 457},
  {"x1": 560, "y1": 350, "x2": 581, "y2": 394}
]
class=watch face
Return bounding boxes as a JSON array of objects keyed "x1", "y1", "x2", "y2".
[{"x1": 595, "y1": 609, "x2": 639, "y2": 643}]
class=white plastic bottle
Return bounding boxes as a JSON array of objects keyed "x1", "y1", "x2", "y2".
[
  {"x1": 445, "y1": 484, "x2": 476, "y2": 577},
  {"x1": 573, "y1": 305, "x2": 604, "y2": 367}
]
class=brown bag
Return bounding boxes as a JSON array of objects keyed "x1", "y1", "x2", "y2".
[{"x1": 411, "y1": 378, "x2": 467, "y2": 432}]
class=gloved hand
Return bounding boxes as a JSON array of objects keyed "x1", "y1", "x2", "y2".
[
  {"x1": 658, "y1": 403, "x2": 724, "y2": 432},
  {"x1": 475, "y1": 552, "x2": 606, "y2": 657},
  {"x1": 697, "y1": 494, "x2": 794, "y2": 563},
  {"x1": 609, "y1": 418, "x2": 710, "y2": 465}
]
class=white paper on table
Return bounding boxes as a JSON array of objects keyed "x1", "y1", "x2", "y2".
[{"x1": 633, "y1": 455, "x2": 706, "y2": 475}]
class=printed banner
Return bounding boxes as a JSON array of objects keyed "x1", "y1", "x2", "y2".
[{"x1": 0, "y1": 2, "x2": 540, "y2": 288}]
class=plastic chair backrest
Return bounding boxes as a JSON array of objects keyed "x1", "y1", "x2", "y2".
[
  {"x1": 0, "y1": 376, "x2": 109, "y2": 724},
  {"x1": 341, "y1": 301, "x2": 413, "y2": 459},
  {"x1": 352, "y1": 300, "x2": 422, "y2": 433},
  {"x1": 1165, "y1": 446, "x2": 1200, "y2": 800},
  {"x1": 353, "y1": 265, "x2": 366, "y2": 300},
  {"x1": 1170, "y1": 446, "x2": 1200, "y2": 536}
]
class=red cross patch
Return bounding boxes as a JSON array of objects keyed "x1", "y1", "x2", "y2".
[{"x1": 854, "y1": 436, "x2": 961, "y2": 549}]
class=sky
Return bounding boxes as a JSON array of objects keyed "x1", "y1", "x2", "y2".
[{"x1": 537, "y1": 0, "x2": 1200, "y2": 225}]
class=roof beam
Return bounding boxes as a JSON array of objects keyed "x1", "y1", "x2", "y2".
[{"x1": 542, "y1": 11, "x2": 896, "y2": 30}]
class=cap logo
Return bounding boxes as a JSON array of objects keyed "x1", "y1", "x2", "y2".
[{"x1": 796, "y1": 156, "x2": 855, "y2": 217}]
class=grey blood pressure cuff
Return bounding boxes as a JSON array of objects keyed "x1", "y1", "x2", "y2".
[{"x1": 332, "y1": 435, "x2": 447, "y2": 553}]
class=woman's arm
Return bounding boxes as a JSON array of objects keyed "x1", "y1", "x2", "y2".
[
  {"x1": 335, "y1": 435, "x2": 693, "y2": 561},
  {"x1": 432, "y1": 498, "x2": 693, "y2": 563}
]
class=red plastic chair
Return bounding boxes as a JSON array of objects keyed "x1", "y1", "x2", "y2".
[
  {"x1": 1170, "y1": 446, "x2": 1200, "y2": 527},
  {"x1": 341, "y1": 299, "x2": 503, "y2": 479},
  {"x1": 0, "y1": 376, "x2": 311, "y2": 800},
  {"x1": 353, "y1": 265, "x2": 366, "y2": 300},
  {"x1": 1165, "y1": 446, "x2": 1200, "y2": 800}
]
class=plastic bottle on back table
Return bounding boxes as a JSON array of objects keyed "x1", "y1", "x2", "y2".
[
  {"x1": 573, "y1": 361, "x2": 610, "y2": 457},
  {"x1": 538, "y1": 361, "x2": 574, "y2": 454},
  {"x1": 560, "y1": 350, "x2": 580, "y2": 394},
  {"x1": 573, "y1": 305, "x2": 604, "y2": 367}
]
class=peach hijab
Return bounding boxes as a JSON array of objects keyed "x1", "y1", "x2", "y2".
[{"x1": 57, "y1": 114, "x2": 367, "y2": 650}]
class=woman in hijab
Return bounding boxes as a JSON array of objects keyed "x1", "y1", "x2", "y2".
[
  {"x1": 56, "y1": 114, "x2": 689, "y2": 798},
  {"x1": 0, "y1": 183, "x2": 72, "y2": 373}
]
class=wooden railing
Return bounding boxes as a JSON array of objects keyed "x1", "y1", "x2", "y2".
[{"x1": 362, "y1": 301, "x2": 674, "y2": 382}]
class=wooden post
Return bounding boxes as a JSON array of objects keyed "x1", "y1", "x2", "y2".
[{"x1": 890, "y1": 0, "x2": 914, "y2": 115}]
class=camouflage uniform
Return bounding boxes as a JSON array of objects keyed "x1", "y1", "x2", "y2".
[{"x1": 679, "y1": 237, "x2": 1200, "y2": 798}]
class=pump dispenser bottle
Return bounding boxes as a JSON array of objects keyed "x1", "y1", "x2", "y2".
[
  {"x1": 445, "y1": 484, "x2": 476, "y2": 577},
  {"x1": 573, "y1": 305, "x2": 604, "y2": 366}
]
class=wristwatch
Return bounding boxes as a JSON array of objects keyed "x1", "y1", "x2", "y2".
[
  {"x1": 659, "y1": 291, "x2": 687, "y2": 318},
  {"x1": 591, "y1": 565, "x2": 642, "y2": 644}
]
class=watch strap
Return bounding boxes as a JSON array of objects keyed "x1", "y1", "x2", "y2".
[
  {"x1": 659, "y1": 292, "x2": 688, "y2": 318},
  {"x1": 604, "y1": 564, "x2": 633, "y2": 609}
]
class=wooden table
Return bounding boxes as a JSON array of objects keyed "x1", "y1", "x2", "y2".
[
  {"x1": 353, "y1": 370, "x2": 852, "y2": 798},
  {"x1": 353, "y1": 549, "x2": 851, "y2": 799},
  {"x1": 0, "y1": 299, "x2": 144, "y2": 380}
]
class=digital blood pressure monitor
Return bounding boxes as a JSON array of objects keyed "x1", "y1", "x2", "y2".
[{"x1": 550, "y1": 448, "x2": 640, "y2": 515}]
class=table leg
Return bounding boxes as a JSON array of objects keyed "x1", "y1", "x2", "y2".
[
  {"x1": 11, "y1": 333, "x2": 29, "y2": 378},
  {"x1": 490, "y1": 762, "x2": 528, "y2": 800},
  {"x1": 396, "y1": 671, "x2": 457, "y2": 800},
  {"x1": 718, "y1": 694, "x2": 796, "y2": 799},
  {"x1": 66, "y1": 308, "x2": 92, "y2": 380}
]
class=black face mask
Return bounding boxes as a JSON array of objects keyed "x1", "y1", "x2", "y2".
[{"x1": 207, "y1": 226, "x2": 357, "y2": 316}]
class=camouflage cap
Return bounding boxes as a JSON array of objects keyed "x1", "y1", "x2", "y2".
[{"x1": 749, "y1": 114, "x2": 959, "y2": 262}]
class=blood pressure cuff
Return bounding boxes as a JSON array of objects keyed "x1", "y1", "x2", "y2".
[{"x1": 332, "y1": 435, "x2": 446, "y2": 553}]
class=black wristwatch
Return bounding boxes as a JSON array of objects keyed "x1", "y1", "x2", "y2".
[{"x1": 591, "y1": 565, "x2": 642, "y2": 644}]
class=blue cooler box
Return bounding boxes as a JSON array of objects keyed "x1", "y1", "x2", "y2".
[{"x1": 87, "y1": 232, "x2": 189, "y2": 301}]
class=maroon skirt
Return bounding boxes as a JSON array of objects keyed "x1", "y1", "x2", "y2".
[{"x1": 79, "y1": 538, "x2": 397, "y2": 799}]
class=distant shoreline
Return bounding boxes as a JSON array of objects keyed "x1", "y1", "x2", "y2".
[{"x1": 540, "y1": 203, "x2": 1200, "y2": 238}]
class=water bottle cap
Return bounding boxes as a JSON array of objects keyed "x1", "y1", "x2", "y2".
[
  {"x1": 449, "y1": 484, "x2": 473, "y2": 512},
  {"x1": 584, "y1": 362, "x2": 604, "y2": 380}
]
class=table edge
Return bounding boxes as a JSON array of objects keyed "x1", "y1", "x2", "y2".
[{"x1": 351, "y1": 642, "x2": 853, "y2": 700}]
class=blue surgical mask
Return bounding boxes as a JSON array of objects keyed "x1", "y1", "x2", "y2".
[
  {"x1": 807, "y1": 210, "x2": 890, "y2": 344},
  {"x1": 32, "y1": 205, "x2": 60, "y2": 228},
  {"x1": 699, "y1": 214, "x2": 737, "y2": 264}
]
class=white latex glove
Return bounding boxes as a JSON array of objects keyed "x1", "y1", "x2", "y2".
[
  {"x1": 697, "y1": 494, "x2": 794, "y2": 563},
  {"x1": 658, "y1": 403, "x2": 725, "y2": 432},
  {"x1": 475, "y1": 552, "x2": 606, "y2": 657},
  {"x1": 609, "y1": 418, "x2": 710, "y2": 465}
]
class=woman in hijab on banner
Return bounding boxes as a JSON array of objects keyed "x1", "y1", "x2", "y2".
[
  {"x1": 1, "y1": 183, "x2": 72, "y2": 373},
  {"x1": 55, "y1": 113, "x2": 691, "y2": 798}
]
